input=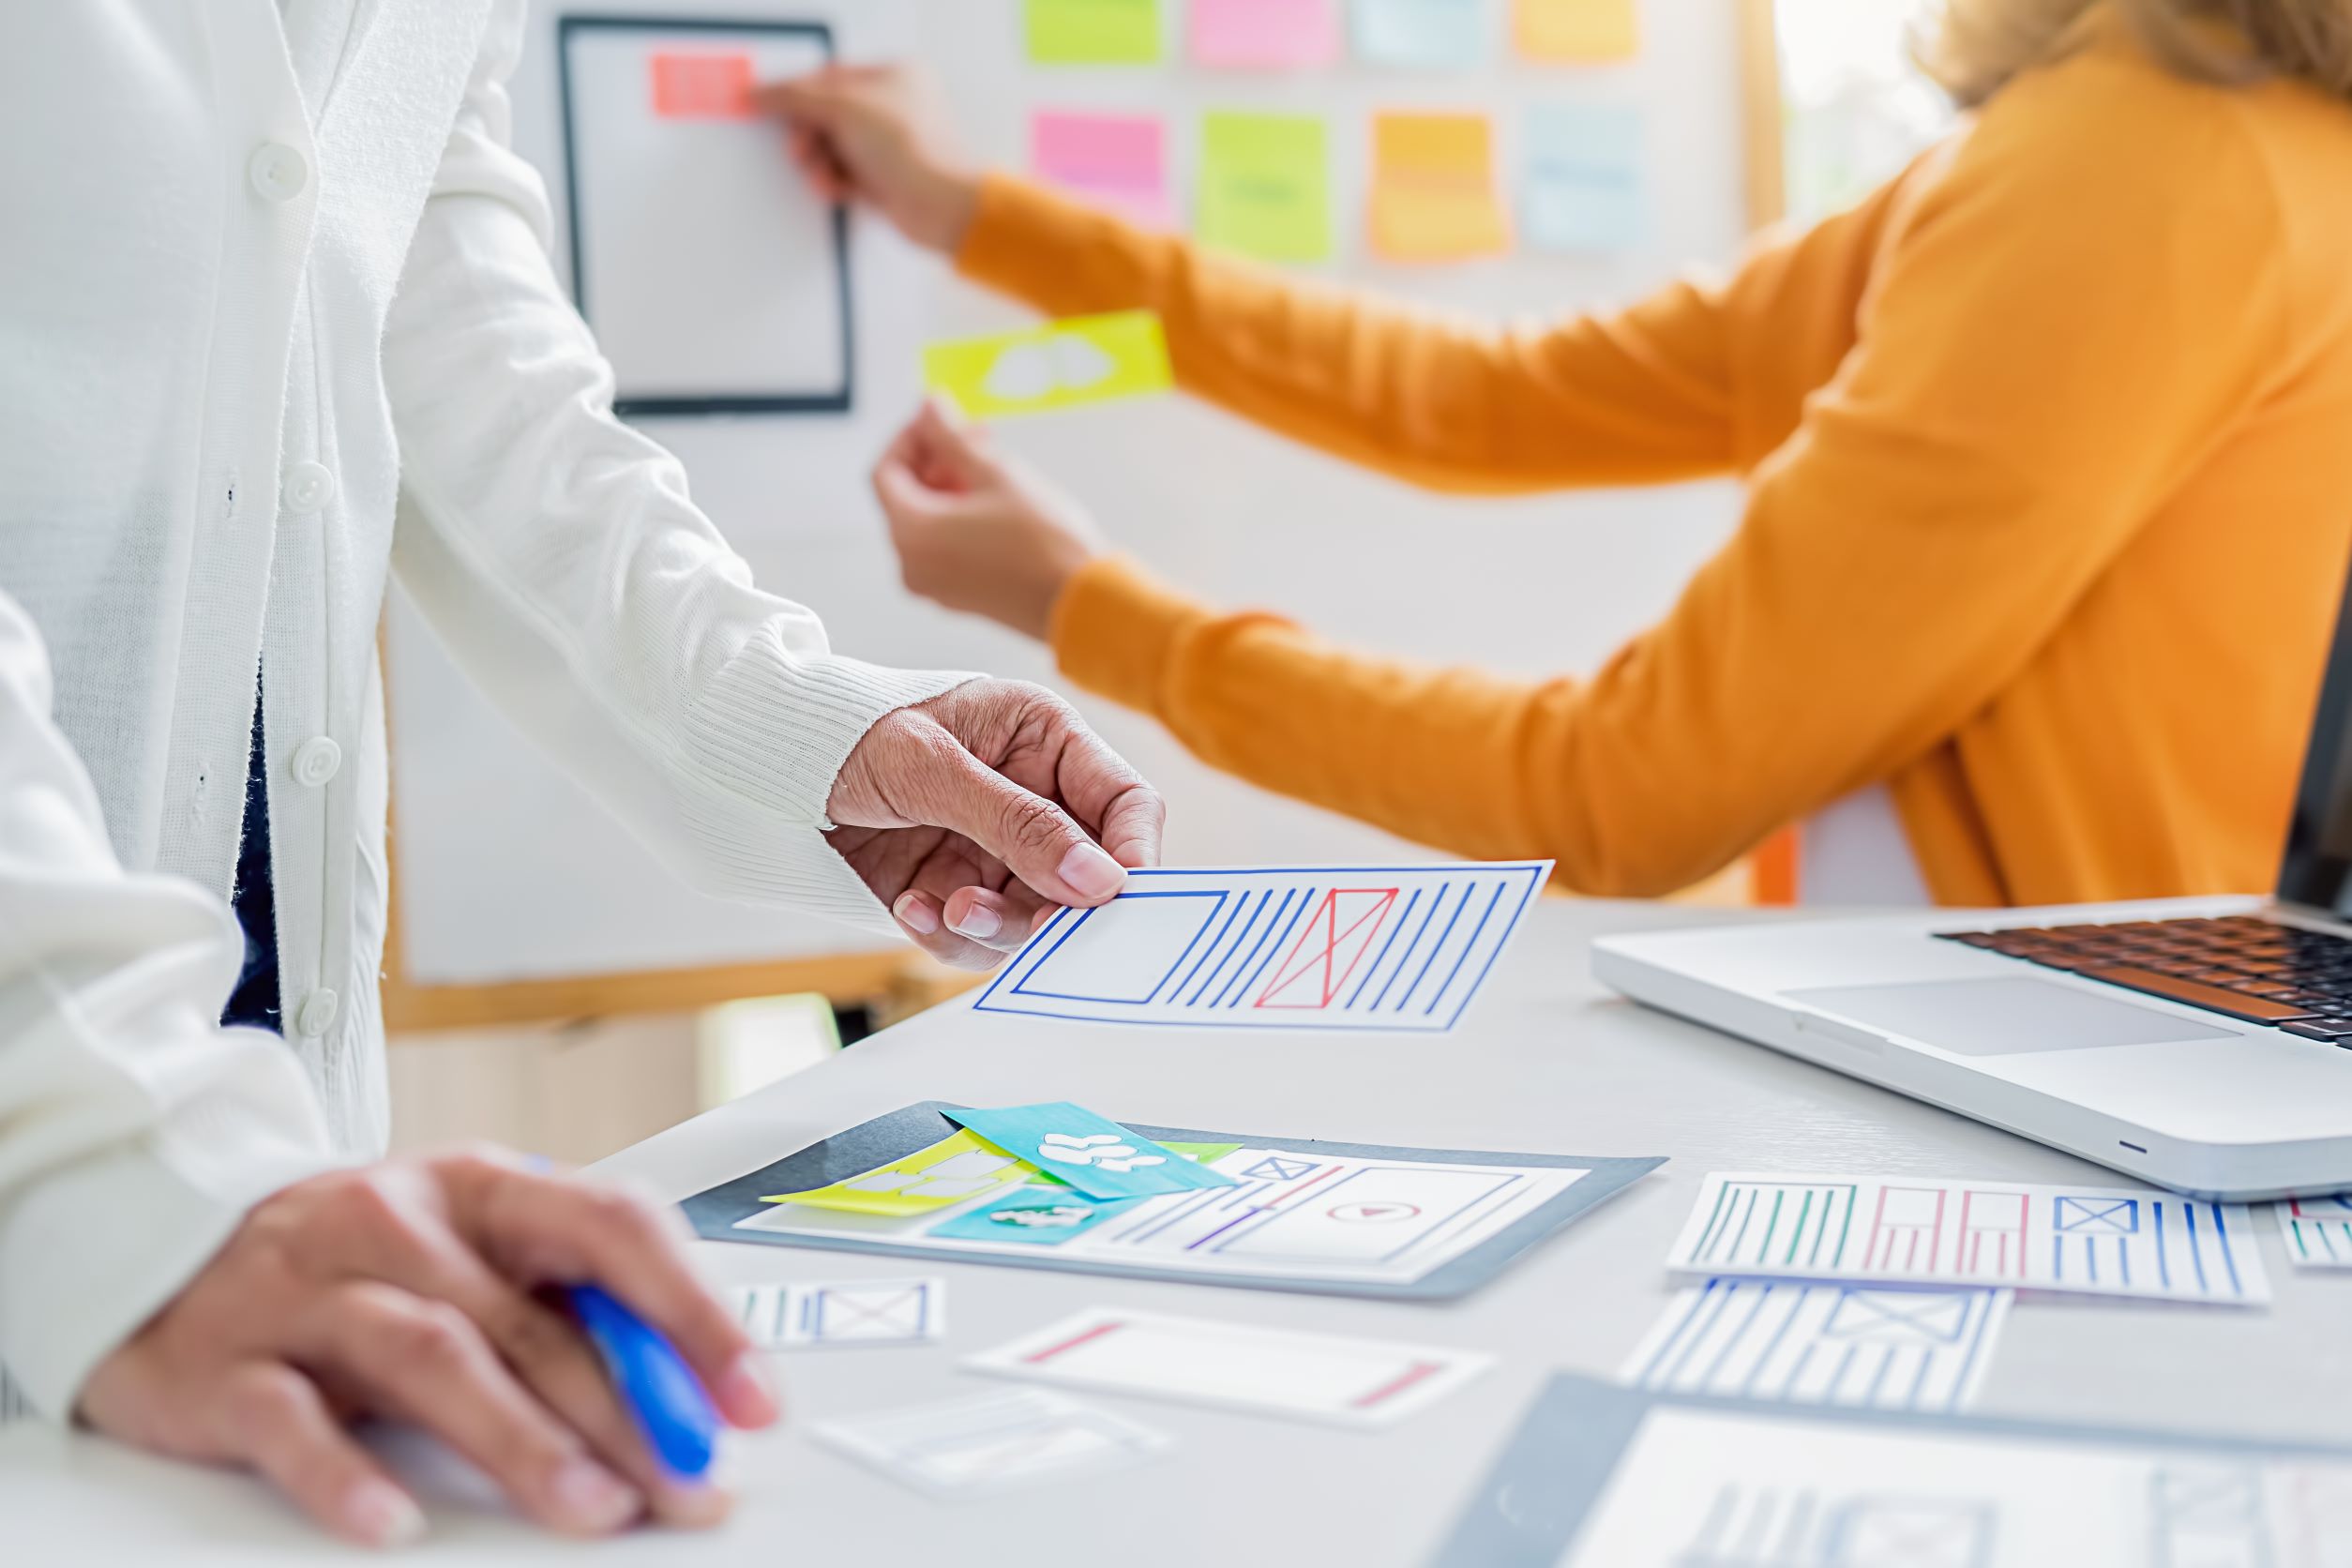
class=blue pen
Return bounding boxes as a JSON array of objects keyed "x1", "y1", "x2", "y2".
[{"x1": 566, "y1": 1284, "x2": 720, "y2": 1481}]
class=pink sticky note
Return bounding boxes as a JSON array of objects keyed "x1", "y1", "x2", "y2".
[
  {"x1": 1188, "y1": 0, "x2": 1339, "y2": 68},
  {"x1": 1031, "y1": 112, "x2": 1178, "y2": 231}
]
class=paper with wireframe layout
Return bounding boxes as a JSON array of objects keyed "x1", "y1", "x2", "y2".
[
  {"x1": 1666, "y1": 1172, "x2": 2269, "y2": 1305},
  {"x1": 1433, "y1": 1374, "x2": 2352, "y2": 1568},
  {"x1": 689, "y1": 1102, "x2": 1663, "y2": 1300},
  {"x1": 969, "y1": 1307, "x2": 1491, "y2": 1427},
  {"x1": 1622, "y1": 1279, "x2": 2011, "y2": 1413},
  {"x1": 812, "y1": 1388, "x2": 1168, "y2": 1500},
  {"x1": 973, "y1": 861, "x2": 1550, "y2": 1033},
  {"x1": 2280, "y1": 1194, "x2": 2352, "y2": 1268}
]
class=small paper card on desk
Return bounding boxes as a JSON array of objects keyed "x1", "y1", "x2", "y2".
[
  {"x1": 1622, "y1": 1279, "x2": 2011, "y2": 1414},
  {"x1": 969, "y1": 1307, "x2": 1492, "y2": 1427},
  {"x1": 813, "y1": 1388, "x2": 1168, "y2": 1500},
  {"x1": 943, "y1": 1103, "x2": 1238, "y2": 1199},
  {"x1": 1666, "y1": 1172, "x2": 2270, "y2": 1305},
  {"x1": 923, "y1": 310, "x2": 1171, "y2": 419},
  {"x1": 733, "y1": 1278, "x2": 945, "y2": 1349}
]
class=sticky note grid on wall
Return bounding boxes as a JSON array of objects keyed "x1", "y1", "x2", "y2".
[{"x1": 1020, "y1": 0, "x2": 1650, "y2": 266}]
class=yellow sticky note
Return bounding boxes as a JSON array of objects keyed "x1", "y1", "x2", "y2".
[
  {"x1": 761, "y1": 1128, "x2": 1037, "y2": 1217},
  {"x1": 1515, "y1": 0, "x2": 1638, "y2": 62},
  {"x1": 1026, "y1": 0, "x2": 1165, "y2": 64},
  {"x1": 1198, "y1": 112, "x2": 1333, "y2": 264},
  {"x1": 923, "y1": 311, "x2": 1173, "y2": 419},
  {"x1": 1368, "y1": 112, "x2": 1509, "y2": 262}
]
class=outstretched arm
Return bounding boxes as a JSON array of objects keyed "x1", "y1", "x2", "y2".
[
  {"x1": 762, "y1": 64, "x2": 1908, "y2": 492},
  {"x1": 873, "y1": 76, "x2": 2287, "y2": 896}
]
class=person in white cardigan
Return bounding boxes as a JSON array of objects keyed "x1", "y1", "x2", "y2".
[{"x1": 0, "y1": 1, "x2": 1164, "y2": 1546}]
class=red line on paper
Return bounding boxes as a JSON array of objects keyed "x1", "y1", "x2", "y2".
[
  {"x1": 1353, "y1": 1360, "x2": 1443, "y2": 1409},
  {"x1": 1265, "y1": 1166, "x2": 1348, "y2": 1209},
  {"x1": 650, "y1": 53, "x2": 754, "y2": 119},
  {"x1": 1023, "y1": 1319, "x2": 1126, "y2": 1364}
]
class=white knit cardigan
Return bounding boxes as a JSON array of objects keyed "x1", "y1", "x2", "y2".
[{"x1": 0, "y1": 0, "x2": 962, "y2": 1422}]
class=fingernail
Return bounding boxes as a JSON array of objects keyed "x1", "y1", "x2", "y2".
[
  {"x1": 550, "y1": 1460, "x2": 641, "y2": 1532},
  {"x1": 948, "y1": 904, "x2": 1002, "y2": 940},
  {"x1": 717, "y1": 1352, "x2": 780, "y2": 1426},
  {"x1": 345, "y1": 1479, "x2": 427, "y2": 1548},
  {"x1": 654, "y1": 1464, "x2": 735, "y2": 1530},
  {"x1": 892, "y1": 893, "x2": 940, "y2": 935},
  {"x1": 1058, "y1": 842, "x2": 1126, "y2": 900}
]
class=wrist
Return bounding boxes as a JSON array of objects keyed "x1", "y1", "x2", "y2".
[{"x1": 911, "y1": 166, "x2": 983, "y2": 255}]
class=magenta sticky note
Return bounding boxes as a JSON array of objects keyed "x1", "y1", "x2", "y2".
[
  {"x1": 1189, "y1": 0, "x2": 1340, "y2": 68},
  {"x1": 1031, "y1": 111, "x2": 1178, "y2": 231}
]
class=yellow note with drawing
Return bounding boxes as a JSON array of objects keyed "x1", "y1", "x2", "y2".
[
  {"x1": 923, "y1": 311, "x2": 1173, "y2": 419},
  {"x1": 761, "y1": 1128, "x2": 1039, "y2": 1217}
]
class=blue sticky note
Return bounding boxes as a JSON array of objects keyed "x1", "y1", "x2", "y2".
[
  {"x1": 927, "y1": 1185, "x2": 1141, "y2": 1245},
  {"x1": 1522, "y1": 103, "x2": 1645, "y2": 252},
  {"x1": 942, "y1": 1103, "x2": 1238, "y2": 1200},
  {"x1": 1353, "y1": 0, "x2": 1486, "y2": 67}
]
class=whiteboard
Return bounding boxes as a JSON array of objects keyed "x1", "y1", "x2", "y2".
[
  {"x1": 385, "y1": 0, "x2": 1749, "y2": 989},
  {"x1": 560, "y1": 17, "x2": 852, "y2": 413}
]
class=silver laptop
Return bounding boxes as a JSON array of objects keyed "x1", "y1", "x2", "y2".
[{"x1": 1595, "y1": 585, "x2": 2352, "y2": 1202}]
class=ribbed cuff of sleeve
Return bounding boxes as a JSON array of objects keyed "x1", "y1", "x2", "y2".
[
  {"x1": 677, "y1": 652, "x2": 980, "y2": 931},
  {"x1": 955, "y1": 173, "x2": 1121, "y2": 313},
  {"x1": 0, "y1": 1066, "x2": 342, "y2": 1422},
  {"x1": 1050, "y1": 556, "x2": 1208, "y2": 720}
]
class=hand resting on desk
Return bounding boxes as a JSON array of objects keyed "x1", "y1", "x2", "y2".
[{"x1": 78, "y1": 1150, "x2": 777, "y2": 1546}]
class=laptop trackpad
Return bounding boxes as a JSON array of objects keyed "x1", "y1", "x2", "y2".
[{"x1": 1785, "y1": 978, "x2": 2244, "y2": 1056}]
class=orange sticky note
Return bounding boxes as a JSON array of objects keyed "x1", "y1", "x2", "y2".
[
  {"x1": 1514, "y1": 0, "x2": 1638, "y2": 62},
  {"x1": 650, "y1": 53, "x2": 754, "y2": 118},
  {"x1": 1368, "y1": 112, "x2": 1508, "y2": 262}
]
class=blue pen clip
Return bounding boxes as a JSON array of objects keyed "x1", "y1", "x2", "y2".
[{"x1": 566, "y1": 1284, "x2": 719, "y2": 1481}]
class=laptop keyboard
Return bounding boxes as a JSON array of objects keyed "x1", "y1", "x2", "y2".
[{"x1": 1934, "y1": 915, "x2": 2352, "y2": 1044}]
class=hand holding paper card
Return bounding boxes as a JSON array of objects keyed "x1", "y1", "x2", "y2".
[{"x1": 942, "y1": 1103, "x2": 1238, "y2": 1199}]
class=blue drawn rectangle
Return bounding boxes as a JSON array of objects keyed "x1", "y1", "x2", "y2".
[
  {"x1": 1008, "y1": 890, "x2": 1227, "y2": 1005},
  {"x1": 2054, "y1": 1196, "x2": 2139, "y2": 1235}
]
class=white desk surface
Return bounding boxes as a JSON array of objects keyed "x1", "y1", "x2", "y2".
[{"x1": 8, "y1": 898, "x2": 2348, "y2": 1565}]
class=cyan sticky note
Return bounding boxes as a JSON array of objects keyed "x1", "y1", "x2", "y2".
[
  {"x1": 1353, "y1": 0, "x2": 1486, "y2": 68},
  {"x1": 1522, "y1": 103, "x2": 1644, "y2": 252},
  {"x1": 926, "y1": 1186, "x2": 1141, "y2": 1245},
  {"x1": 942, "y1": 1104, "x2": 1238, "y2": 1200}
]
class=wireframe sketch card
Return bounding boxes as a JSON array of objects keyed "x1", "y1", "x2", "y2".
[
  {"x1": 682, "y1": 1102, "x2": 1661, "y2": 1300},
  {"x1": 972, "y1": 862, "x2": 1552, "y2": 1033}
]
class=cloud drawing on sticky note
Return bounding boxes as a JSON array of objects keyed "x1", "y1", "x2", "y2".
[{"x1": 981, "y1": 334, "x2": 1121, "y2": 404}]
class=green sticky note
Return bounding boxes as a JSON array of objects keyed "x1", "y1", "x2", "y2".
[
  {"x1": 1199, "y1": 112, "x2": 1333, "y2": 264},
  {"x1": 1026, "y1": 0, "x2": 1164, "y2": 63},
  {"x1": 923, "y1": 310, "x2": 1172, "y2": 419},
  {"x1": 760, "y1": 1128, "x2": 1038, "y2": 1217}
]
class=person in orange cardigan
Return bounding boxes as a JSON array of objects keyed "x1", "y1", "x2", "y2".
[{"x1": 763, "y1": 0, "x2": 2352, "y2": 941}]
